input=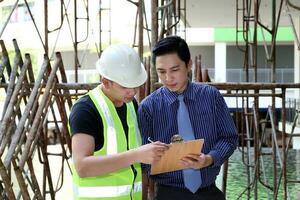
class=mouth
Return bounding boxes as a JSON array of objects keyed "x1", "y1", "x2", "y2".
[
  {"x1": 166, "y1": 83, "x2": 176, "y2": 88},
  {"x1": 125, "y1": 96, "x2": 134, "y2": 101}
]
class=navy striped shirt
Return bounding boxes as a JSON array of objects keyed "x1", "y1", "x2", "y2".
[{"x1": 137, "y1": 81, "x2": 238, "y2": 189}]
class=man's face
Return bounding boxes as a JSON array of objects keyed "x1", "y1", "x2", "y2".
[
  {"x1": 155, "y1": 53, "x2": 191, "y2": 94},
  {"x1": 107, "y1": 80, "x2": 138, "y2": 104}
]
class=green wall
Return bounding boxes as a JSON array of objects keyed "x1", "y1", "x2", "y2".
[{"x1": 215, "y1": 27, "x2": 294, "y2": 42}]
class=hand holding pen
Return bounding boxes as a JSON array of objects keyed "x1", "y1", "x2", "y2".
[
  {"x1": 132, "y1": 137, "x2": 169, "y2": 165},
  {"x1": 147, "y1": 137, "x2": 154, "y2": 143}
]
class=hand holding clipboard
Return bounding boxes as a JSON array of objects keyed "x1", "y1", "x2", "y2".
[{"x1": 150, "y1": 138, "x2": 204, "y2": 175}]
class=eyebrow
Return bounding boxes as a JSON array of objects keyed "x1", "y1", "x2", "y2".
[{"x1": 157, "y1": 65, "x2": 180, "y2": 71}]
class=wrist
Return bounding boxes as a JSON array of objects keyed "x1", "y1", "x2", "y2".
[
  {"x1": 128, "y1": 148, "x2": 138, "y2": 164},
  {"x1": 206, "y1": 155, "x2": 214, "y2": 167}
]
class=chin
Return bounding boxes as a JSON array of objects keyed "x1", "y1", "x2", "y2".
[
  {"x1": 124, "y1": 97, "x2": 134, "y2": 102},
  {"x1": 167, "y1": 86, "x2": 179, "y2": 92}
]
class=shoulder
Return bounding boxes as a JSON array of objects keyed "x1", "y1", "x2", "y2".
[
  {"x1": 191, "y1": 82, "x2": 217, "y2": 91},
  {"x1": 138, "y1": 87, "x2": 165, "y2": 116},
  {"x1": 70, "y1": 95, "x2": 97, "y2": 117},
  {"x1": 140, "y1": 87, "x2": 164, "y2": 106},
  {"x1": 191, "y1": 82, "x2": 220, "y2": 97}
]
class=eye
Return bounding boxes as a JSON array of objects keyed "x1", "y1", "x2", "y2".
[{"x1": 157, "y1": 70, "x2": 166, "y2": 74}]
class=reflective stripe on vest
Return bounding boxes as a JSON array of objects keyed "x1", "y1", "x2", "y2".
[
  {"x1": 90, "y1": 87, "x2": 117, "y2": 155},
  {"x1": 73, "y1": 181, "x2": 142, "y2": 198},
  {"x1": 127, "y1": 100, "x2": 141, "y2": 146}
]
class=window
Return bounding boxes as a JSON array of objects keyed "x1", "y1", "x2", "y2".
[{"x1": 1, "y1": 3, "x2": 34, "y2": 23}]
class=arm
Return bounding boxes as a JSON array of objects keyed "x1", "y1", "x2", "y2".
[
  {"x1": 180, "y1": 89, "x2": 238, "y2": 169},
  {"x1": 72, "y1": 133, "x2": 168, "y2": 178},
  {"x1": 207, "y1": 91, "x2": 239, "y2": 167}
]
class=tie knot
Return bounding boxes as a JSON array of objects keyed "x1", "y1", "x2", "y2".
[{"x1": 178, "y1": 95, "x2": 184, "y2": 102}]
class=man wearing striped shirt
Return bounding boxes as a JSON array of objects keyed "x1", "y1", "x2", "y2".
[{"x1": 138, "y1": 36, "x2": 239, "y2": 200}]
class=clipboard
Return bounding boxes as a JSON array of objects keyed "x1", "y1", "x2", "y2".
[{"x1": 150, "y1": 139, "x2": 204, "y2": 175}]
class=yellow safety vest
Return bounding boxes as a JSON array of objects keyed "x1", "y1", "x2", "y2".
[{"x1": 72, "y1": 86, "x2": 142, "y2": 200}]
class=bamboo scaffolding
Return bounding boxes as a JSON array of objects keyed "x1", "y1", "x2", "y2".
[
  {"x1": 12, "y1": 159, "x2": 30, "y2": 200},
  {"x1": 1, "y1": 43, "x2": 22, "y2": 119},
  {"x1": 3, "y1": 56, "x2": 49, "y2": 166},
  {"x1": 0, "y1": 56, "x2": 30, "y2": 151},
  {"x1": 40, "y1": 123, "x2": 55, "y2": 200},
  {"x1": 0, "y1": 159, "x2": 15, "y2": 200},
  {"x1": 0, "y1": 40, "x2": 12, "y2": 81},
  {"x1": 0, "y1": 53, "x2": 31, "y2": 156},
  {"x1": 18, "y1": 53, "x2": 61, "y2": 169},
  {"x1": 27, "y1": 159, "x2": 43, "y2": 200}
]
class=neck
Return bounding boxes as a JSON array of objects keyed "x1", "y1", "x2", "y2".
[{"x1": 176, "y1": 79, "x2": 189, "y2": 94}]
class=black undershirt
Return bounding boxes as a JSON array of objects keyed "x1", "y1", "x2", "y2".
[{"x1": 69, "y1": 95, "x2": 138, "y2": 151}]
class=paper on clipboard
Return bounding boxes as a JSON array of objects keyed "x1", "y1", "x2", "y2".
[{"x1": 150, "y1": 139, "x2": 204, "y2": 175}]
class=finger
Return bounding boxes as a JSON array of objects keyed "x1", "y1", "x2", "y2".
[
  {"x1": 154, "y1": 142, "x2": 170, "y2": 148},
  {"x1": 182, "y1": 155, "x2": 200, "y2": 162},
  {"x1": 156, "y1": 146, "x2": 169, "y2": 152},
  {"x1": 154, "y1": 151, "x2": 165, "y2": 157},
  {"x1": 187, "y1": 153, "x2": 201, "y2": 157},
  {"x1": 181, "y1": 157, "x2": 195, "y2": 164},
  {"x1": 180, "y1": 160, "x2": 195, "y2": 168}
]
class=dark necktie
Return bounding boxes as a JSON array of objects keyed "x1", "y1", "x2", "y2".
[{"x1": 177, "y1": 95, "x2": 202, "y2": 193}]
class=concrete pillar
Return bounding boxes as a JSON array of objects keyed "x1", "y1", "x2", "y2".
[
  {"x1": 214, "y1": 42, "x2": 227, "y2": 82},
  {"x1": 294, "y1": 17, "x2": 300, "y2": 101},
  {"x1": 293, "y1": 17, "x2": 300, "y2": 149}
]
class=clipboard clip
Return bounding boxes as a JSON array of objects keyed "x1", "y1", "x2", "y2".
[{"x1": 171, "y1": 134, "x2": 184, "y2": 143}]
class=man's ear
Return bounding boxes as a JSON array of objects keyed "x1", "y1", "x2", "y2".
[
  {"x1": 102, "y1": 78, "x2": 110, "y2": 89},
  {"x1": 187, "y1": 59, "x2": 192, "y2": 71}
]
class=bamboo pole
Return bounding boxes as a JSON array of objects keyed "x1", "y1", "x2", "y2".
[
  {"x1": 27, "y1": 159, "x2": 43, "y2": 200},
  {"x1": 53, "y1": 89, "x2": 72, "y2": 152},
  {"x1": 0, "y1": 159, "x2": 15, "y2": 200},
  {"x1": 18, "y1": 53, "x2": 61, "y2": 169},
  {"x1": 3, "y1": 56, "x2": 49, "y2": 166},
  {"x1": 28, "y1": 85, "x2": 54, "y2": 159},
  {"x1": 40, "y1": 122, "x2": 55, "y2": 200},
  {"x1": 57, "y1": 54, "x2": 73, "y2": 109},
  {"x1": 49, "y1": 97, "x2": 71, "y2": 181},
  {"x1": 0, "y1": 53, "x2": 31, "y2": 154},
  {"x1": 0, "y1": 57, "x2": 29, "y2": 149},
  {"x1": 12, "y1": 159, "x2": 30, "y2": 200},
  {"x1": 1, "y1": 47, "x2": 22, "y2": 119},
  {"x1": 0, "y1": 40, "x2": 12, "y2": 79},
  {"x1": 14, "y1": 92, "x2": 39, "y2": 156}
]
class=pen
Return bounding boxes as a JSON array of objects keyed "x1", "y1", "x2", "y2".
[{"x1": 147, "y1": 137, "x2": 154, "y2": 143}]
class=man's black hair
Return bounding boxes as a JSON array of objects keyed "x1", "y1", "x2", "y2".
[{"x1": 151, "y1": 36, "x2": 191, "y2": 66}]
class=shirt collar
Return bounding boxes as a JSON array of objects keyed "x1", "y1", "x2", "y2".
[{"x1": 162, "y1": 81, "x2": 196, "y2": 105}]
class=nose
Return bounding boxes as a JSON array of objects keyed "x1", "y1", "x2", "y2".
[
  {"x1": 165, "y1": 72, "x2": 172, "y2": 82},
  {"x1": 127, "y1": 88, "x2": 137, "y2": 96}
]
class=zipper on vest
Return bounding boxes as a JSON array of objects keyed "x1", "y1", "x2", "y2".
[{"x1": 130, "y1": 165, "x2": 137, "y2": 200}]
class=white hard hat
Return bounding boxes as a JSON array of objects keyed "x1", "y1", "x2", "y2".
[{"x1": 96, "y1": 44, "x2": 147, "y2": 88}]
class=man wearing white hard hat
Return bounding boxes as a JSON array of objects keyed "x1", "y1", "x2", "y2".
[{"x1": 69, "y1": 44, "x2": 169, "y2": 200}]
